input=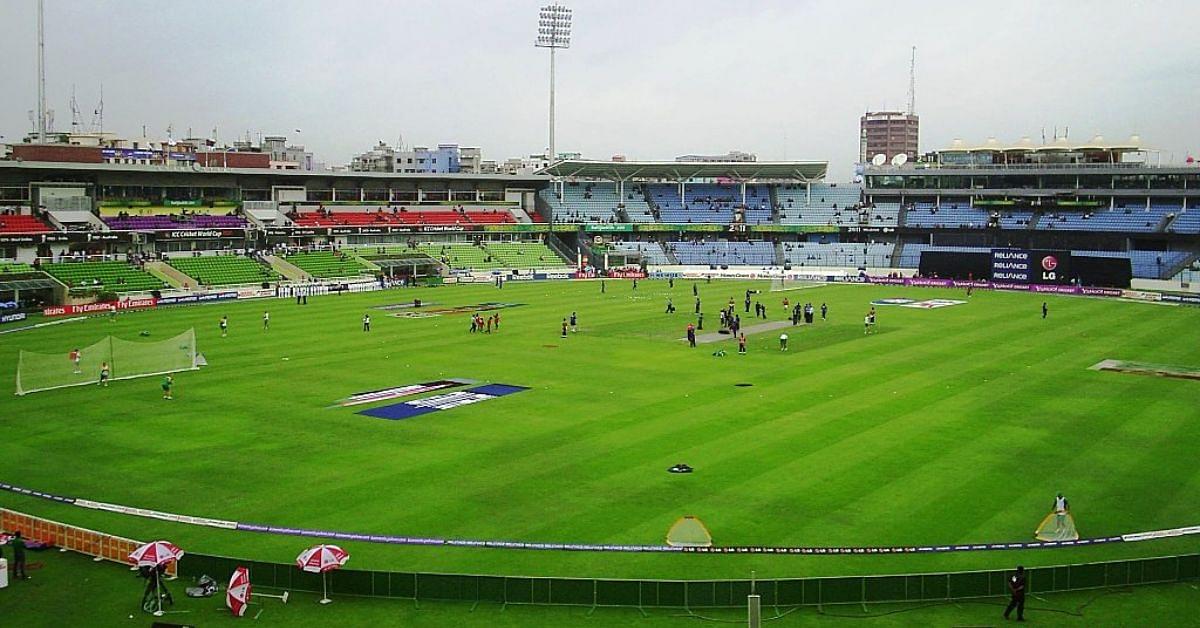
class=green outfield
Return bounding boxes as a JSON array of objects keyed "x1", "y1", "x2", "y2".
[{"x1": 1, "y1": 279, "x2": 1198, "y2": 585}]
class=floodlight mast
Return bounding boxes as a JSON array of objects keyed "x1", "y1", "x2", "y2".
[{"x1": 535, "y1": 4, "x2": 571, "y2": 165}]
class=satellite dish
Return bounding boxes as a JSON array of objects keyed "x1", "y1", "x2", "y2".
[
  {"x1": 891, "y1": 153, "x2": 908, "y2": 166},
  {"x1": 871, "y1": 153, "x2": 887, "y2": 166}
]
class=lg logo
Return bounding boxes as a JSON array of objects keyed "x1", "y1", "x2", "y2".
[{"x1": 1041, "y1": 255, "x2": 1058, "y2": 281}]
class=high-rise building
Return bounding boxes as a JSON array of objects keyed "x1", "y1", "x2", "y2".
[{"x1": 859, "y1": 111, "x2": 919, "y2": 164}]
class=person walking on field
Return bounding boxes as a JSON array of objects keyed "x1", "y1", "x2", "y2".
[
  {"x1": 10, "y1": 530, "x2": 28, "y2": 580},
  {"x1": 362, "y1": 313, "x2": 371, "y2": 332},
  {"x1": 1003, "y1": 565, "x2": 1026, "y2": 621}
]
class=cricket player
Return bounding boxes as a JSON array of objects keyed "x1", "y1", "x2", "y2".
[
  {"x1": 779, "y1": 333, "x2": 788, "y2": 351},
  {"x1": 162, "y1": 375, "x2": 174, "y2": 400},
  {"x1": 220, "y1": 316, "x2": 228, "y2": 337},
  {"x1": 99, "y1": 362, "x2": 110, "y2": 387},
  {"x1": 70, "y1": 348, "x2": 82, "y2": 374},
  {"x1": 262, "y1": 311, "x2": 270, "y2": 331}
]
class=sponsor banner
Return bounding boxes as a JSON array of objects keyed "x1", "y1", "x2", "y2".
[
  {"x1": 340, "y1": 379, "x2": 467, "y2": 407},
  {"x1": 1120, "y1": 289, "x2": 1163, "y2": 302},
  {"x1": 573, "y1": 270, "x2": 597, "y2": 279},
  {"x1": 359, "y1": 383, "x2": 528, "y2": 420},
  {"x1": 236, "y1": 287, "x2": 276, "y2": 299},
  {"x1": 1, "y1": 312, "x2": 28, "y2": 324},
  {"x1": 153, "y1": 229, "x2": 245, "y2": 240},
  {"x1": 583, "y1": 224, "x2": 634, "y2": 233},
  {"x1": 43, "y1": 297, "x2": 157, "y2": 317},
  {"x1": 156, "y1": 291, "x2": 239, "y2": 306},
  {"x1": 266, "y1": 227, "x2": 323, "y2": 237},
  {"x1": 75, "y1": 499, "x2": 238, "y2": 530},
  {"x1": 1160, "y1": 293, "x2": 1200, "y2": 305},
  {"x1": 1081, "y1": 287, "x2": 1124, "y2": 297},
  {"x1": 3, "y1": 478, "x2": 1198, "y2": 554},
  {"x1": 991, "y1": 248, "x2": 1032, "y2": 282},
  {"x1": 606, "y1": 268, "x2": 648, "y2": 279},
  {"x1": 872, "y1": 298, "x2": 916, "y2": 306}
]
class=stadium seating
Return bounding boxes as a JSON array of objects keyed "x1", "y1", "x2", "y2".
[
  {"x1": 539, "y1": 183, "x2": 653, "y2": 223},
  {"x1": 782, "y1": 242, "x2": 895, "y2": 268},
  {"x1": 609, "y1": 241, "x2": 671, "y2": 264},
  {"x1": 291, "y1": 206, "x2": 514, "y2": 227},
  {"x1": 43, "y1": 261, "x2": 166, "y2": 293},
  {"x1": 669, "y1": 241, "x2": 776, "y2": 266},
  {"x1": 416, "y1": 242, "x2": 567, "y2": 270},
  {"x1": 103, "y1": 214, "x2": 247, "y2": 230},
  {"x1": 0, "y1": 214, "x2": 53, "y2": 233},
  {"x1": 166, "y1": 255, "x2": 280, "y2": 286},
  {"x1": 283, "y1": 251, "x2": 372, "y2": 278},
  {"x1": 0, "y1": 262, "x2": 35, "y2": 274},
  {"x1": 1165, "y1": 208, "x2": 1200, "y2": 234},
  {"x1": 903, "y1": 201, "x2": 988, "y2": 229},
  {"x1": 1127, "y1": 250, "x2": 1192, "y2": 279},
  {"x1": 778, "y1": 183, "x2": 865, "y2": 226},
  {"x1": 1036, "y1": 204, "x2": 1177, "y2": 233},
  {"x1": 647, "y1": 185, "x2": 734, "y2": 224}
]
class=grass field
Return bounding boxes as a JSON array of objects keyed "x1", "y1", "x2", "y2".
[{"x1": 1, "y1": 278, "x2": 1198, "y2": 585}]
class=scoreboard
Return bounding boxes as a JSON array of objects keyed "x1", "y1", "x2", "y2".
[{"x1": 991, "y1": 249, "x2": 1071, "y2": 284}]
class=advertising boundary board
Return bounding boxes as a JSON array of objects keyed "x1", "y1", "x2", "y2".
[{"x1": 1, "y1": 481, "x2": 1198, "y2": 558}]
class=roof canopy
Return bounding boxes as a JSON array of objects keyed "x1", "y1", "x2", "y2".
[
  {"x1": 539, "y1": 159, "x2": 827, "y2": 183},
  {"x1": 942, "y1": 135, "x2": 1144, "y2": 154}
]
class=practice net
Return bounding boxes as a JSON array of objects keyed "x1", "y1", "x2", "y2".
[
  {"x1": 16, "y1": 329, "x2": 198, "y2": 395},
  {"x1": 769, "y1": 275, "x2": 823, "y2": 292}
]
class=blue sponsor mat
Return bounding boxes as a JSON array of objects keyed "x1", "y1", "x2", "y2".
[
  {"x1": 358, "y1": 383, "x2": 529, "y2": 420},
  {"x1": 359, "y1": 404, "x2": 439, "y2": 420},
  {"x1": 468, "y1": 383, "x2": 528, "y2": 396}
]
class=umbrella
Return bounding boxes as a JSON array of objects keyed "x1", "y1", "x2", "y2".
[
  {"x1": 227, "y1": 566, "x2": 251, "y2": 617},
  {"x1": 129, "y1": 540, "x2": 183, "y2": 617},
  {"x1": 129, "y1": 540, "x2": 184, "y2": 567},
  {"x1": 295, "y1": 544, "x2": 348, "y2": 604}
]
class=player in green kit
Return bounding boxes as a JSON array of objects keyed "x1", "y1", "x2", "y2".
[{"x1": 162, "y1": 375, "x2": 174, "y2": 400}]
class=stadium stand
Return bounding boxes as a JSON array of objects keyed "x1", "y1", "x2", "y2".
[
  {"x1": 669, "y1": 240, "x2": 776, "y2": 266},
  {"x1": 482, "y1": 242, "x2": 565, "y2": 268},
  {"x1": 647, "y1": 185, "x2": 733, "y2": 224},
  {"x1": 1036, "y1": 203, "x2": 1177, "y2": 233},
  {"x1": 0, "y1": 262, "x2": 36, "y2": 274},
  {"x1": 42, "y1": 261, "x2": 166, "y2": 293},
  {"x1": 1165, "y1": 207, "x2": 1200, "y2": 234},
  {"x1": 283, "y1": 251, "x2": 372, "y2": 278},
  {"x1": 416, "y1": 242, "x2": 567, "y2": 270},
  {"x1": 291, "y1": 206, "x2": 514, "y2": 227},
  {"x1": 782, "y1": 242, "x2": 895, "y2": 268},
  {"x1": 609, "y1": 241, "x2": 671, "y2": 264},
  {"x1": 103, "y1": 214, "x2": 247, "y2": 230},
  {"x1": 778, "y1": 183, "x2": 864, "y2": 226},
  {"x1": 539, "y1": 183, "x2": 652, "y2": 223},
  {"x1": 166, "y1": 255, "x2": 280, "y2": 286},
  {"x1": 0, "y1": 214, "x2": 53, "y2": 233},
  {"x1": 903, "y1": 201, "x2": 987, "y2": 229}
]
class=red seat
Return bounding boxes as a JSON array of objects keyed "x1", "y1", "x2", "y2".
[{"x1": 0, "y1": 215, "x2": 53, "y2": 233}]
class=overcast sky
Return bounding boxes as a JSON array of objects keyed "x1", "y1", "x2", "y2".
[{"x1": 1, "y1": 0, "x2": 1197, "y2": 178}]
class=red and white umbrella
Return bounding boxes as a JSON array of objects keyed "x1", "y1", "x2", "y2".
[
  {"x1": 227, "y1": 566, "x2": 251, "y2": 617},
  {"x1": 128, "y1": 540, "x2": 184, "y2": 567},
  {"x1": 295, "y1": 544, "x2": 348, "y2": 573},
  {"x1": 295, "y1": 544, "x2": 348, "y2": 604}
]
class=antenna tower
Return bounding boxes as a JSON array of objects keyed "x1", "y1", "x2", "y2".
[{"x1": 906, "y1": 46, "x2": 916, "y2": 115}]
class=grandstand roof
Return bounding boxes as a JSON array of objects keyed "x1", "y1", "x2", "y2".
[
  {"x1": 539, "y1": 160, "x2": 827, "y2": 182},
  {"x1": 0, "y1": 160, "x2": 547, "y2": 184}
]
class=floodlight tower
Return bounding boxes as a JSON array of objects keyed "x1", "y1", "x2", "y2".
[
  {"x1": 535, "y1": 4, "x2": 571, "y2": 165},
  {"x1": 36, "y1": 0, "x2": 47, "y2": 143}
]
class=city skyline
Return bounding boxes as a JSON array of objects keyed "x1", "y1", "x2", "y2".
[{"x1": 1, "y1": 0, "x2": 1198, "y2": 177}]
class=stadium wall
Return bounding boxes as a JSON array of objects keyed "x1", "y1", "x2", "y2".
[{"x1": 175, "y1": 552, "x2": 1199, "y2": 608}]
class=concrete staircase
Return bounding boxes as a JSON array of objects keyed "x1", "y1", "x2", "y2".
[
  {"x1": 144, "y1": 261, "x2": 191, "y2": 289},
  {"x1": 264, "y1": 255, "x2": 310, "y2": 280}
]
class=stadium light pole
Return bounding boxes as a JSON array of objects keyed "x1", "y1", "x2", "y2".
[{"x1": 535, "y1": 4, "x2": 571, "y2": 165}]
